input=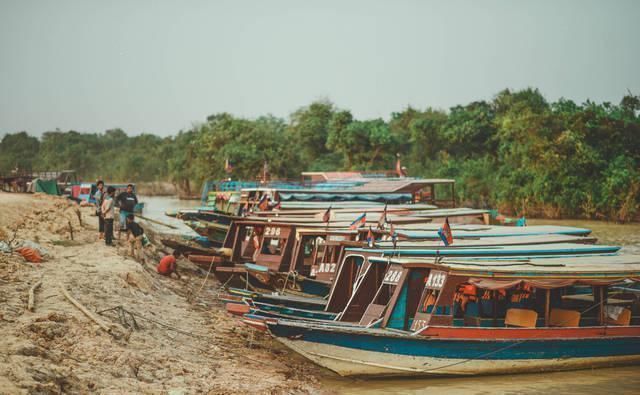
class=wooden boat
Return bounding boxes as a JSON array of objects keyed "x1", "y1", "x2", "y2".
[{"x1": 266, "y1": 255, "x2": 640, "y2": 377}]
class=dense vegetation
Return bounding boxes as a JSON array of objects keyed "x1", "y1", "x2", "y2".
[{"x1": 1, "y1": 89, "x2": 639, "y2": 221}]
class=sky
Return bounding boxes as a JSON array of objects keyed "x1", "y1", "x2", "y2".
[{"x1": 1, "y1": 0, "x2": 639, "y2": 137}]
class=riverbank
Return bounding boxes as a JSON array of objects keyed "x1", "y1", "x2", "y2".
[{"x1": 0, "y1": 192, "x2": 324, "y2": 394}]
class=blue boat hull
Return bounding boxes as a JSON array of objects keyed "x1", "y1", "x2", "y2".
[{"x1": 268, "y1": 321, "x2": 640, "y2": 377}]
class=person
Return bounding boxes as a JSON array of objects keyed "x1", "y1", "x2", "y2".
[
  {"x1": 125, "y1": 214, "x2": 145, "y2": 261},
  {"x1": 101, "y1": 186, "x2": 116, "y2": 246},
  {"x1": 94, "y1": 180, "x2": 105, "y2": 239},
  {"x1": 157, "y1": 250, "x2": 181, "y2": 278},
  {"x1": 116, "y1": 184, "x2": 138, "y2": 234}
]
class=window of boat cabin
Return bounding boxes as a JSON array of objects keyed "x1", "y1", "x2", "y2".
[
  {"x1": 324, "y1": 255, "x2": 366, "y2": 313},
  {"x1": 410, "y1": 270, "x2": 451, "y2": 330},
  {"x1": 384, "y1": 268, "x2": 430, "y2": 330},
  {"x1": 237, "y1": 225, "x2": 263, "y2": 261},
  {"x1": 442, "y1": 280, "x2": 640, "y2": 328},
  {"x1": 259, "y1": 226, "x2": 289, "y2": 256}
]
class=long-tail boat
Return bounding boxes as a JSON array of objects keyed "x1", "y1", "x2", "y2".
[{"x1": 265, "y1": 255, "x2": 640, "y2": 377}]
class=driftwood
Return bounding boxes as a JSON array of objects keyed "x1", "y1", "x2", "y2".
[
  {"x1": 68, "y1": 220, "x2": 74, "y2": 240},
  {"x1": 60, "y1": 286, "x2": 112, "y2": 333},
  {"x1": 27, "y1": 281, "x2": 42, "y2": 311}
]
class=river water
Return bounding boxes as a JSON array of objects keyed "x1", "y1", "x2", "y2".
[{"x1": 141, "y1": 197, "x2": 640, "y2": 394}]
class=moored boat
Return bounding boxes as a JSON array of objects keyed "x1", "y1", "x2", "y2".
[{"x1": 266, "y1": 255, "x2": 640, "y2": 377}]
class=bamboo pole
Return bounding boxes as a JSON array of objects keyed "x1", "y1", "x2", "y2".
[
  {"x1": 27, "y1": 281, "x2": 42, "y2": 311},
  {"x1": 135, "y1": 215, "x2": 178, "y2": 229},
  {"x1": 60, "y1": 286, "x2": 112, "y2": 333},
  {"x1": 545, "y1": 289, "x2": 551, "y2": 326}
]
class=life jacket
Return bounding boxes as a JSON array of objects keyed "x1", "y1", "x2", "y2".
[{"x1": 16, "y1": 247, "x2": 42, "y2": 264}]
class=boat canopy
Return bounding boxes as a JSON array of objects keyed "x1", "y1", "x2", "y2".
[
  {"x1": 278, "y1": 193, "x2": 412, "y2": 202},
  {"x1": 371, "y1": 255, "x2": 640, "y2": 279}
]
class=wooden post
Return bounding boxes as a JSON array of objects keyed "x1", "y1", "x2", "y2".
[
  {"x1": 27, "y1": 281, "x2": 42, "y2": 311},
  {"x1": 545, "y1": 289, "x2": 551, "y2": 326}
]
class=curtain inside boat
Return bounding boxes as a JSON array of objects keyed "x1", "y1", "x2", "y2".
[{"x1": 468, "y1": 277, "x2": 640, "y2": 290}]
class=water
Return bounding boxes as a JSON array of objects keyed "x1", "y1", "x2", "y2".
[
  {"x1": 138, "y1": 198, "x2": 640, "y2": 394},
  {"x1": 138, "y1": 195, "x2": 201, "y2": 237}
]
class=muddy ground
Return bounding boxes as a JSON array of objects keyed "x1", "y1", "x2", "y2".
[{"x1": 0, "y1": 192, "x2": 328, "y2": 394}]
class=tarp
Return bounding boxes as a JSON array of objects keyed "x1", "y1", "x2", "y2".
[
  {"x1": 468, "y1": 278, "x2": 640, "y2": 290},
  {"x1": 33, "y1": 178, "x2": 60, "y2": 195}
]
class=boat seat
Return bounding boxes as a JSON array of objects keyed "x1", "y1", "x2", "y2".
[
  {"x1": 606, "y1": 308, "x2": 632, "y2": 326},
  {"x1": 549, "y1": 309, "x2": 581, "y2": 327},
  {"x1": 505, "y1": 308, "x2": 538, "y2": 328}
]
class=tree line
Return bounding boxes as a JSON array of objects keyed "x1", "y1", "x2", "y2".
[{"x1": 1, "y1": 88, "x2": 639, "y2": 221}]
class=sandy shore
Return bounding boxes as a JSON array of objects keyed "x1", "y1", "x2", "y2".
[{"x1": 0, "y1": 192, "x2": 325, "y2": 394}]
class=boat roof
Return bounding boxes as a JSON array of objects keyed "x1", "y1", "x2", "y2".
[
  {"x1": 346, "y1": 243, "x2": 621, "y2": 256},
  {"x1": 368, "y1": 255, "x2": 640, "y2": 278},
  {"x1": 396, "y1": 225, "x2": 592, "y2": 238},
  {"x1": 374, "y1": 234, "x2": 596, "y2": 247}
]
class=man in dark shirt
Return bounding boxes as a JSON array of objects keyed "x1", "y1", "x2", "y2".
[
  {"x1": 116, "y1": 184, "x2": 138, "y2": 233},
  {"x1": 125, "y1": 214, "x2": 145, "y2": 261}
]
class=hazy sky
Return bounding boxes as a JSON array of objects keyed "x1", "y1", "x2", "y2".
[{"x1": 1, "y1": 0, "x2": 639, "y2": 137}]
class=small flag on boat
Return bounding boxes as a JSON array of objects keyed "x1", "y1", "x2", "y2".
[
  {"x1": 516, "y1": 216, "x2": 527, "y2": 227},
  {"x1": 349, "y1": 213, "x2": 367, "y2": 230},
  {"x1": 224, "y1": 158, "x2": 233, "y2": 174},
  {"x1": 366, "y1": 227, "x2": 375, "y2": 248},
  {"x1": 322, "y1": 206, "x2": 332, "y2": 223},
  {"x1": 395, "y1": 153, "x2": 407, "y2": 177},
  {"x1": 261, "y1": 160, "x2": 269, "y2": 183},
  {"x1": 257, "y1": 194, "x2": 270, "y2": 211},
  {"x1": 437, "y1": 217, "x2": 453, "y2": 246},
  {"x1": 377, "y1": 203, "x2": 388, "y2": 230}
]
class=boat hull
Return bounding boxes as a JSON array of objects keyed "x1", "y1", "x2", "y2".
[
  {"x1": 276, "y1": 337, "x2": 640, "y2": 377},
  {"x1": 268, "y1": 322, "x2": 640, "y2": 377}
]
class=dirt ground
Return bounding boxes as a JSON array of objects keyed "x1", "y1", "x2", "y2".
[{"x1": 0, "y1": 192, "x2": 328, "y2": 394}]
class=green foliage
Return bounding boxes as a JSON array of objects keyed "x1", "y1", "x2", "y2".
[{"x1": 1, "y1": 90, "x2": 638, "y2": 221}]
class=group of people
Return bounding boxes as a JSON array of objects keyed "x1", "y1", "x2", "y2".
[{"x1": 93, "y1": 181, "x2": 179, "y2": 277}]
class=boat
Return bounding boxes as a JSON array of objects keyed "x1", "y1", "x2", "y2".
[{"x1": 266, "y1": 255, "x2": 640, "y2": 377}]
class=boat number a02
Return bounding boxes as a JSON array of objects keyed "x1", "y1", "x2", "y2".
[
  {"x1": 264, "y1": 227, "x2": 281, "y2": 237},
  {"x1": 316, "y1": 263, "x2": 337, "y2": 273}
]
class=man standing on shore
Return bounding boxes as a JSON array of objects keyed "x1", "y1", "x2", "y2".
[
  {"x1": 125, "y1": 214, "x2": 145, "y2": 261},
  {"x1": 94, "y1": 180, "x2": 105, "y2": 239},
  {"x1": 102, "y1": 186, "x2": 116, "y2": 246},
  {"x1": 116, "y1": 184, "x2": 138, "y2": 236}
]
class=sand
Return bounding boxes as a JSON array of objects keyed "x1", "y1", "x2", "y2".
[{"x1": 0, "y1": 192, "x2": 326, "y2": 394}]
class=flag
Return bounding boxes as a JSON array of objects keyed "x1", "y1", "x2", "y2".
[
  {"x1": 224, "y1": 158, "x2": 233, "y2": 174},
  {"x1": 395, "y1": 154, "x2": 407, "y2": 177},
  {"x1": 258, "y1": 194, "x2": 270, "y2": 211},
  {"x1": 261, "y1": 160, "x2": 269, "y2": 183},
  {"x1": 322, "y1": 206, "x2": 332, "y2": 223},
  {"x1": 349, "y1": 213, "x2": 367, "y2": 230},
  {"x1": 366, "y1": 227, "x2": 375, "y2": 248},
  {"x1": 516, "y1": 216, "x2": 527, "y2": 227},
  {"x1": 437, "y1": 217, "x2": 453, "y2": 246},
  {"x1": 377, "y1": 203, "x2": 388, "y2": 229}
]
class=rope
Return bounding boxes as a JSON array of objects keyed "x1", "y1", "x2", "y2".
[
  {"x1": 419, "y1": 298, "x2": 609, "y2": 373},
  {"x1": 192, "y1": 255, "x2": 216, "y2": 299}
]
